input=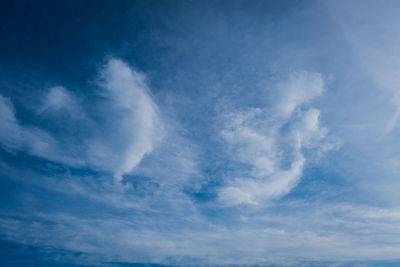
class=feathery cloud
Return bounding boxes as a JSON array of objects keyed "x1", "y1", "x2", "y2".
[
  {"x1": 219, "y1": 71, "x2": 329, "y2": 205},
  {"x1": 0, "y1": 59, "x2": 163, "y2": 181}
]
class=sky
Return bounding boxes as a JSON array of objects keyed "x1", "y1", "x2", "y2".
[{"x1": 1, "y1": 0, "x2": 400, "y2": 266}]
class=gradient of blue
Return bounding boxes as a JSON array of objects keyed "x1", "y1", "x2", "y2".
[{"x1": 1, "y1": 0, "x2": 400, "y2": 266}]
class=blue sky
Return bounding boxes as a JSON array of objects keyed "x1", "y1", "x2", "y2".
[{"x1": 1, "y1": 0, "x2": 400, "y2": 266}]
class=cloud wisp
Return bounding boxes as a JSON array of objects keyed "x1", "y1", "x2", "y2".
[
  {"x1": 0, "y1": 94, "x2": 85, "y2": 167},
  {"x1": 2, "y1": 199, "x2": 400, "y2": 266},
  {"x1": 88, "y1": 59, "x2": 163, "y2": 180},
  {"x1": 0, "y1": 59, "x2": 163, "y2": 181},
  {"x1": 218, "y1": 71, "x2": 330, "y2": 205}
]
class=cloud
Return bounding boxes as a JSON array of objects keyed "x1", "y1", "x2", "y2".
[
  {"x1": 0, "y1": 95, "x2": 84, "y2": 166},
  {"x1": 0, "y1": 95, "x2": 22, "y2": 151},
  {"x1": 2, "y1": 200, "x2": 400, "y2": 266},
  {"x1": 0, "y1": 59, "x2": 163, "y2": 180},
  {"x1": 87, "y1": 59, "x2": 163, "y2": 180},
  {"x1": 276, "y1": 71, "x2": 324, "y2": 118},
  {"x1": 218, "y1": 71, "x2": 329, "y2": 205},
  {"x1": 39, "y1": 86, "x2": 77, "y2": 113}
]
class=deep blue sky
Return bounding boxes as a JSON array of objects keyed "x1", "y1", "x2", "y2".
[{"x1": 1, "y1": 0, "x2": 400, "y2": 266}]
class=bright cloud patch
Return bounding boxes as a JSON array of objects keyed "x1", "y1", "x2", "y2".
[
  {"x1": 88, "y1": 59, "x2": 163, "y2": 180},
  {"x1": 0, "y1": 59, "x2": 162, "y2": 180},
  {"x1": 219, "y1": 72, "x2": 329, "y2": 205}
]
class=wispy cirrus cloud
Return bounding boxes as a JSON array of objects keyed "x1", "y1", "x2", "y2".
[
  {"x1": 2, "y1": 199, "x2": 400, "y2": 266},
  {"x1": 0, "y1": 59, "x2": 163, "y2": 181},
  {"x1": 218, "y1": 71, "x2": 331, "y2": 205},
  {"x1": 0, "y1": 94, "x2": 85, "y2": 167},
  {"x1": 87, "y1": 59, "x2": 163, "y2": 180},
  {"x1": 38, "y1": 86, "x2": 83, "y2": 117}
]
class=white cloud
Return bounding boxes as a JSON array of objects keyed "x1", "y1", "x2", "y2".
[
  {"x1": 40, "y1": 86, "x2": 76, "y2": 112},
  {"x1": 0, "y1": 95, "x2": 85, "y2": 166},
  {"x1": 0, "y1": 59, "x2": 163, "y2": 181},
  {"x1": 276, "y1": 71, "x2": 324, "y2": 118},
  {"x1": 2, "y1": 201, "x2": 400, "y2": 266},
  {"x1": 219, "y1": 71, "x2": 329, "y2": 205},
  {"x1": 88, "y1": 59, "x2": 163, "y2": 180}
]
